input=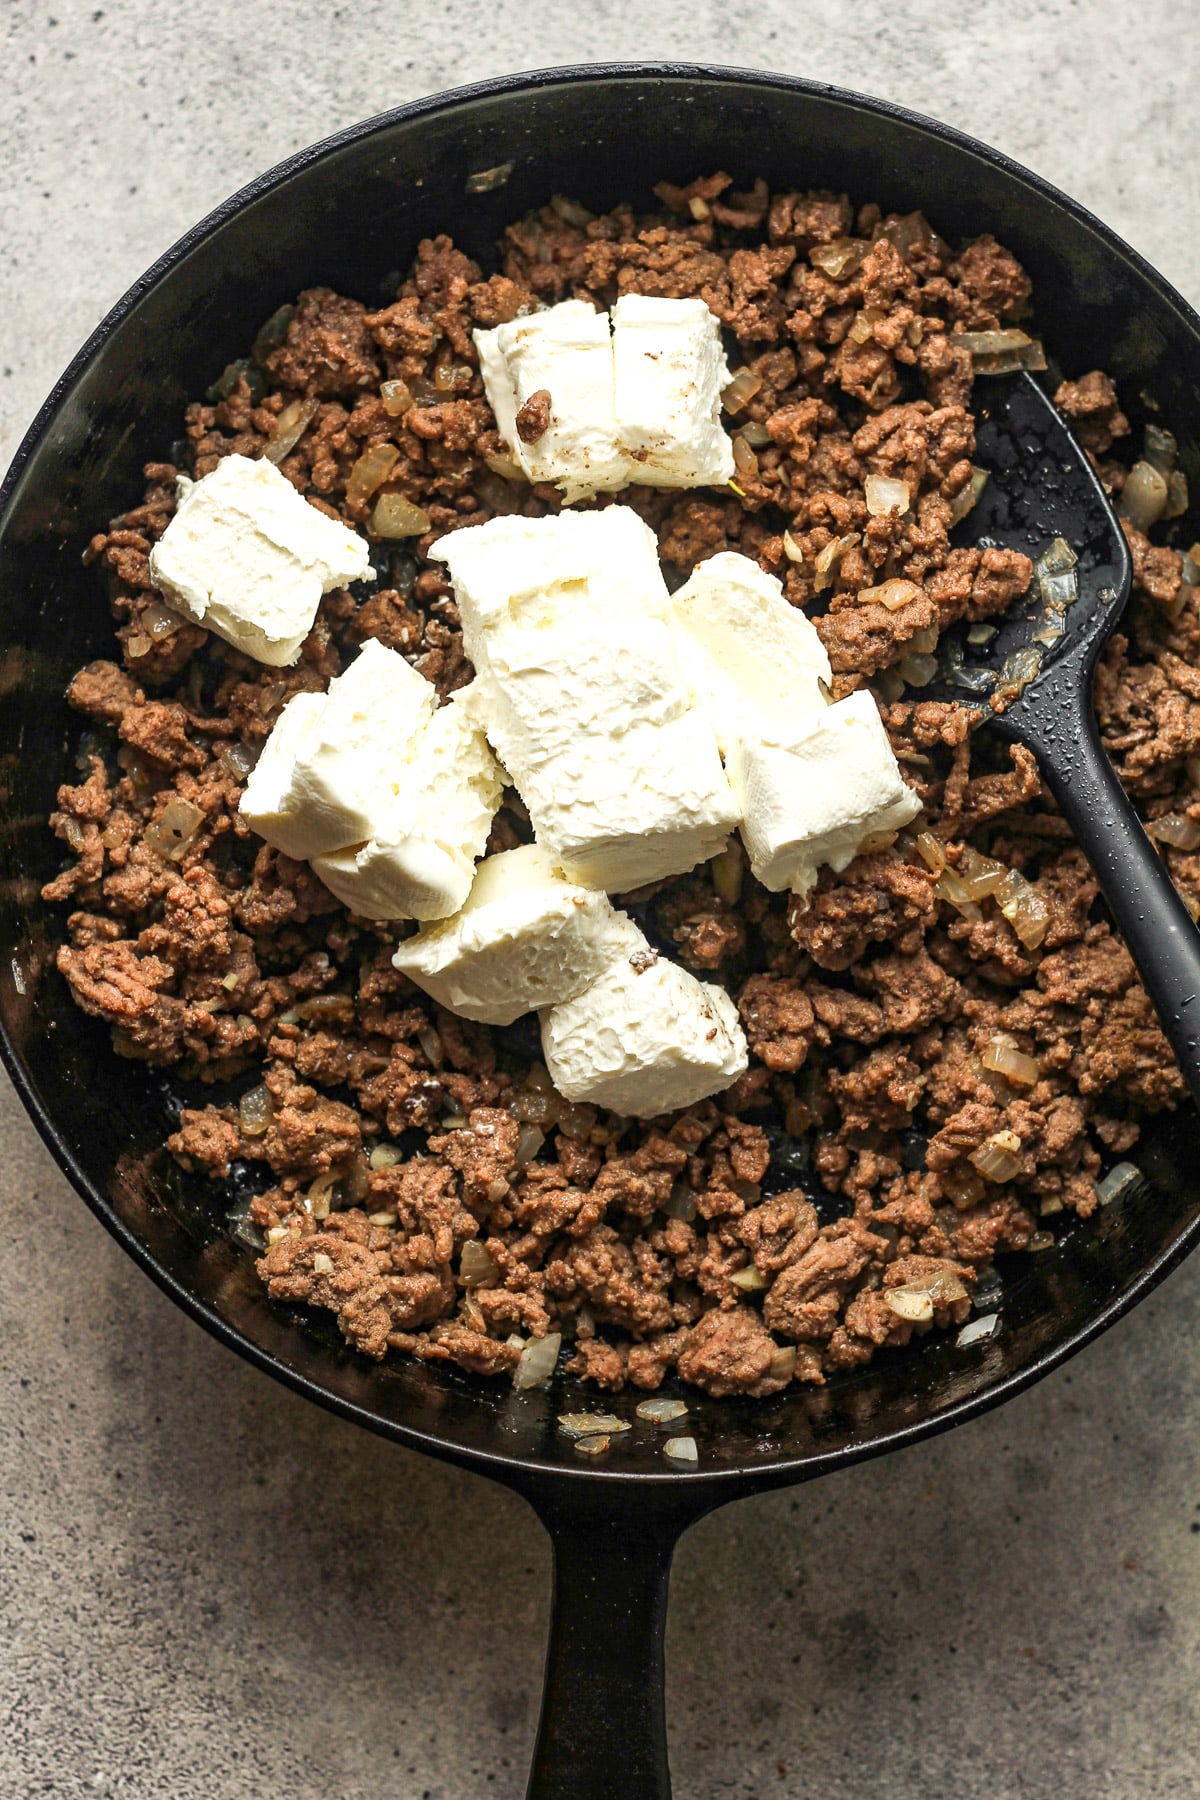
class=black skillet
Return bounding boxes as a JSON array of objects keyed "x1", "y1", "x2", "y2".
[{"x1": 2, "y1": 65, "x2": 1200, "y2": 1800}]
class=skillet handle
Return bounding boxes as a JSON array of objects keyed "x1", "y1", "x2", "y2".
[
  {"x1": 1025, "y1": 686, "x2": 1200, "y2": 1110},
  {"x1": 524, "y1": 1489, "x2": 699, "y2": 1800}
]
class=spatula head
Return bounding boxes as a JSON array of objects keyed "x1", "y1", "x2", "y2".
[{"x1": 916, "y1": 371, "x2": 1132, "y2": 732}]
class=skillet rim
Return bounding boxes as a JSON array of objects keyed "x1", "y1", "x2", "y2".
[{"x1": 3, "y1": 58, "x2": 1199, "y2": 1494}]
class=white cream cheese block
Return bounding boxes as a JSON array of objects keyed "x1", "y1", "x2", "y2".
[
  {"x1": 310, "y1": 686, "x2": 503, "y2": 921},
  {"x1": 392, "y1": 842, "x2": 641, "y2": 1024},
  {"x1": 541, "y1": 942, "x2": 748, "y2": 1117},
  {"x1": 611, "y1": 294, "x2": 735, "y2": 489},
  {"x1": 438, "y1": 509, "x2": 737, "y2": 890},
  {"x1": 670, "y1": 550, "x2": 832, "y2": 748},
  {"x1": 239, "y1": 638, "x2": 438, "y2": 861},
  {"x1": 148, "y1": 454, "x2": 371, "y2": 665},
  {"x1": 474, "y1": 297, "x2": 734, "y2": 500},
  {"x1": 474, "y1": 300, "x2": 629, "y2": 503},
  {"x1": 729, "y1": 688, "x2": 922, "y2": 896}
]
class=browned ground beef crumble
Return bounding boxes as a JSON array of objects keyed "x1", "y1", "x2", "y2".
[{"x1": 44, "y1": 174, "x2": 1195, "y2": 1398}]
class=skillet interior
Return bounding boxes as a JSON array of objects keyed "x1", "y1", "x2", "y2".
[{"x1": 2, "y1": 64, "x2": 1198, "y2": 1490}]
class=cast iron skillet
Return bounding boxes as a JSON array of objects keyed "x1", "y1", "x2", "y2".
[{"x1": 2, "y1": 64, "x2": 1199, "y2": 1800}]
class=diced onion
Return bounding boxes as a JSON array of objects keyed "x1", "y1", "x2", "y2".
[
  {"x1": 884, "y1": 1287, "x2": 934, "y2": 1322},
  {"x1": 218, "y1": 741, "x2": 258, "y2": 780},
  {"x1": 664, "y1": 1183, "x2": 698, "y2": 1222},
  {"x1": 908, "y1": 626, "x2": 939, "y2": 654},
  {"x1": 1165, "y1": 470, "x2": 1190, "y2": 520},
  {"x1": 782, "y1": 530, "x2": 805, "y2": 563},
  {"x1": 1118, "y1": 460, "x2": 1169, "y2": 532},
  {"x1": 515, "y1": 1124, "x2": 546, "y2": 1169},
  {"x1": 663, "y1": 1435, "x2": 699, "y2": 1464},
  {"x1": 636, "y1": 1398, "x2": 689, "y2": 1424},
  {"x1": 958, "y1": 846, "x2": 1006, "y2": 899},
  {"x1": 768, "y1": 1345, "x2": 797, "y2": 1383},
  {"x1": 994, "y1": 868, "x2": 1051, "y2": 948},
  {"x1": 814, "y1": 532, "x2": 859, "y2": 592},
  {"x1": 305, "y1": 1168, "x2": 341, "y2": 1221},
  {"x1": 144, "y1": 797, "x2": 205, "y2": 863},
  {"x1": 957, "y1": 327, "x2": 1023, "y2": 351},
  {"x1": 1028, "y1": 1230, "x2": 1056, "y2": 1252},
  {"x1": 1143, "y1": 424, "x2": 1178, "y2": 477},
  {"x1": 311, "y1": 1252, "x2": 334, "y2": 1276},
  {"x1": 346, "y1": 444, "x2": 400, "y2": 507},
  {"x1": 858, "y1": 578, "x2": 920, "y2": 611},
  {"x1": 981, "y1": 1033, "x2": 1040, "y2": 1087},
  {"x1": 465, "y1": 161, "x2": 514, "y2": 194},
  {"x1": 1096, "y1": 1161, "x2": 1143, "y2": 1206},
  {"x1": 956, "y1": 1312, "x2": 1001, "y2": 1348},
  {"x1": 557, "y1": 1412, "x2": 631, "y2": 1438},
  {"x1": 730, "y1": 1265, "x2": 768, "y2": 1292},
  {"x1": 915, "y1": 831, "x2": 947, "y2": 874},
  {"x1": 949, "y1": 466, "x2": 989, "y2": 526},
  {"x1": 484, "y1": 449, "x2": 525, "y2": 481},
  {"x1": 864, "y1": 474, "x2": 911, "y2": 517},
  {"x1": 942, "y1": 638, "x2": 996, "y2": 694},
  {"x1": 732, "y1": 434, "x2": 760, "y2": 480},
  {"x1": 969, "y1": 1129, "x2": 1023, "y2": 1183},
  {"x1": 808, "y1": 238, "x2": 867, "y2": 280},
  {"x1": 125, "y1": 635, "x2": 152, "y2": 659},
  {"x1": 848, "y1": 307, "x2": 883, "y2": 345},
  {"x1": 556, "y1": 1101, "x2": 597, "y2": 1141},
  {"x1": 1040, "y1": 569, "x2": 1078, "y2": 610},
  {"x1": 380, "y1": 378, "x2": 413, "y2": 417},
  {"x1": 239, "y1": 1084, "x2": 272, "y2": 1137},
  {"x1": 967, "y1": 623, "x2": 996, "y2": 646},
  {"x1": 262, "y1": 397, "x2": 319, "y2": 465},
  {"x1": 900, "y1": 652, "x2": 938, "y2": 687},
  {"x1": 1037, "y1": 536, "x2": 1078, "y2": 577},
  {"x1": 949, "y1": 329, "x2": 1047, "y2": 373},
  {"x1": 371, "y1": 492, "x2": 431, "y2": 538},
  {"x1": 251, "y1": 303, "x2": 295, "y2": 362},
  {"x1": 575, "y1": 1435, "x2": 611, "y2": 1456},
  {"x1": 142, "y1": 597, "x2": 187, "y2": 640},
  {"x1": 1031, "y1": 606, "x2": 1067, "y2": 648},
  {"x1": 459, "y1": 1240, "x2": 499, "y2": 1288},
  {"x1": 935, "y1": 868, "x2": 984, "y2": 921},
  {"x1": 740, "y1": 421, "x2": 772, "y2": 449},
  {"x1": 434, "y1": 362, "x2": 471, "y2": 393},
  {"x1": 512, "y1": 1331, "x2": 561, "y2": 1390},
  {"x1": 1150, "y1": 812, "x2": 1200, "y2": 851},
  {"x1": 550, "y1": 193, "x2": 595, "y2": 227},
  {"x1": 710, "y1": 840, "x2": 744, "y2": 905},
  {"x1": 511, "y1": 1086, "x2": 562, "y2": 1126},
  {"x1": 722, "y1": 367, "x2": 762, "y2": 414}
]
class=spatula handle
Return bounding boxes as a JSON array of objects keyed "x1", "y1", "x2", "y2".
[{"x1": 1028, "y1": 691, "x2": 1200, "y2": 1111}]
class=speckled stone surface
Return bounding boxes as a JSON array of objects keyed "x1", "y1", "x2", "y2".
[{"x1": 2, "y1": 4, "x2": 1199, "y2": 1795}]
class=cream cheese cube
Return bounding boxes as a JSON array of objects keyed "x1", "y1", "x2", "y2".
[
  {"x1": 671, "y1": 551, "x2": 832, "y2": 749},
  {"x1": 475, "y1": 296, "x2": 735, "y2": 501},
  {"x1": 238, "y1": 639, "x2": 437, "y2": 861},
  {"x1": 438, "y1": 509, "x2": 737, "y2": 890},
  {"x1": 310, "y1": 688, "x2": 503, "y2": 921},
  {"x1": 541, "y1": 944, "x2": 748, "y2": 1118},
  {"x1": 392, "y1": 842, "x2": 641, "y2": 1025},
  {"x1": 729, "y1": 689, "x2": 922, "y2": 896},
  {"x1": 611, "y1": 295, "x2": 735, "y2": 489},
  {"x1": 149, "y1": 454, "x2": 371, "y2": 665},
  {"x1": 475, "y1": 301, "x2": 628, "y2": 503}
]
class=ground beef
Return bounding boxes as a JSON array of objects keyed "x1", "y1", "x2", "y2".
[{"x1": 42, "y1": 172, "x2": 1189, "y2": 1404}]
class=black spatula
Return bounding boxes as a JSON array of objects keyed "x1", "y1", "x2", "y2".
[{"x1": 920, "y1": 371, "x2": 1200, "y2": 1108}]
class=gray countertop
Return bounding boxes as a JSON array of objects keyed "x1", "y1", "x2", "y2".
[{"x1": 2, "y1": 4, "x2": 1199, "y2": 1794}]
